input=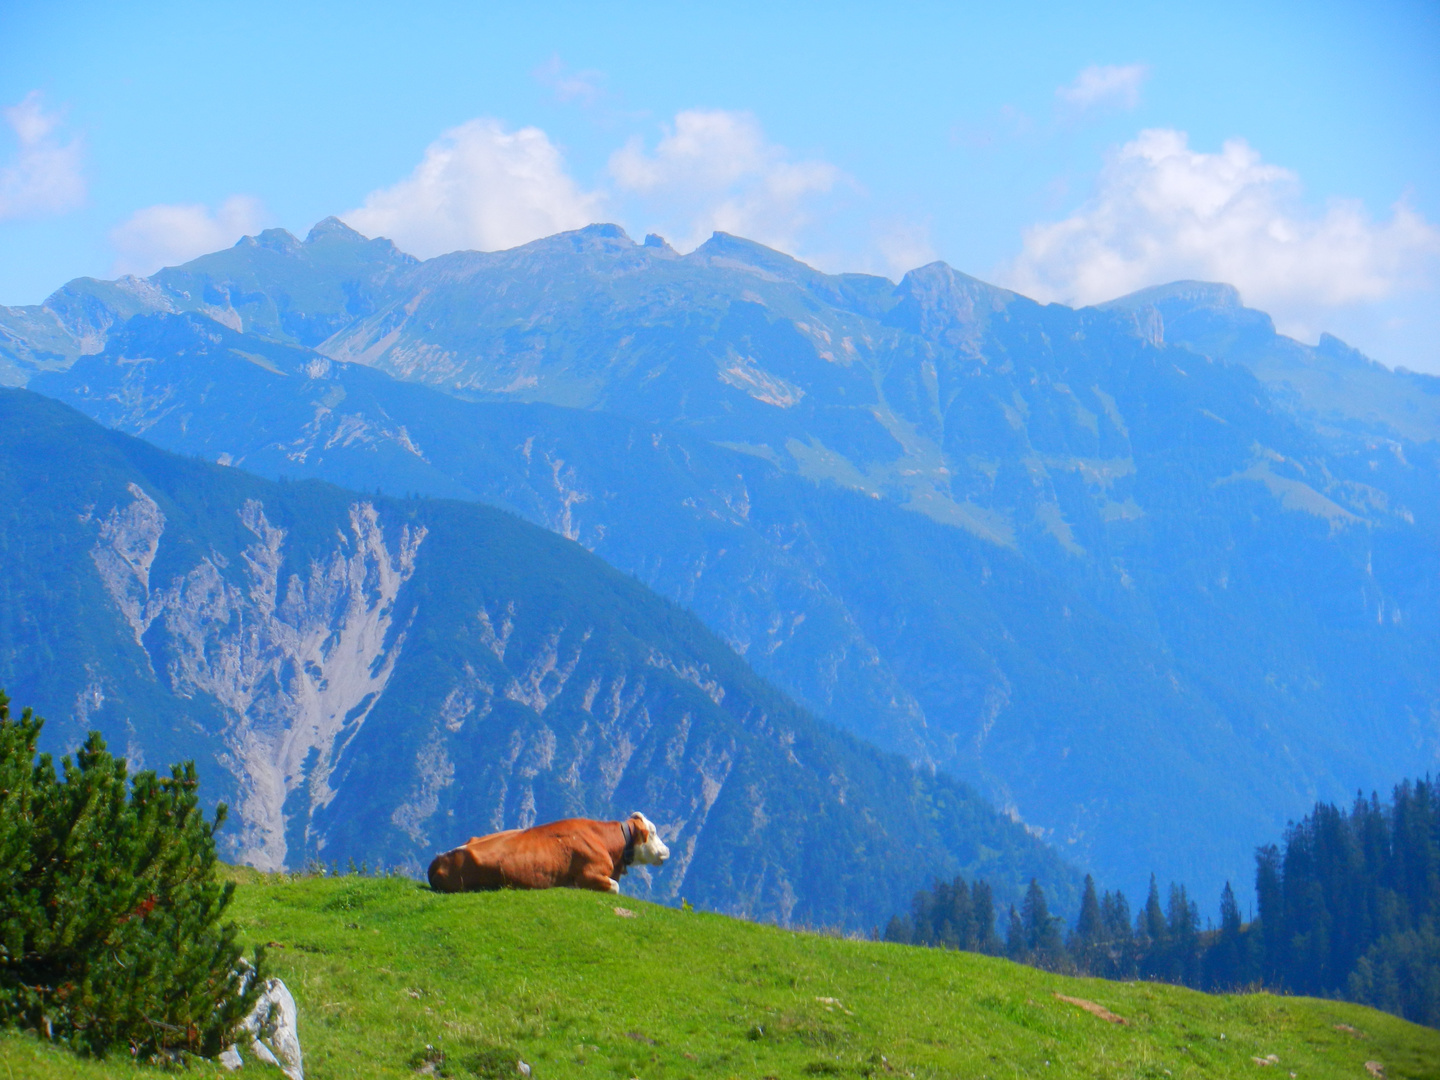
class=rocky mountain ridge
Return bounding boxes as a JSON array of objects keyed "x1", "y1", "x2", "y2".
[{"x1": 6, "y1": 221, "x2": 1438, "y2": 902}]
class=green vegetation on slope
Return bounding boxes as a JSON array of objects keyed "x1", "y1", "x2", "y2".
[
  {"x1": 890, "y1": 774, "x2": 1440, "y2": 1030},
  {"x1": 9, "y1": 871, "x2": 1436, "y2": 1079}
]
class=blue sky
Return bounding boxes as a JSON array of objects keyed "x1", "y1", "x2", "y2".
[{"x1": 2, "y1": 0, "x2": 1437, "y2": 370}]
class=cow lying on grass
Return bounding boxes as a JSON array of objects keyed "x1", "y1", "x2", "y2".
[{"x1": 428, "y1": 812, "x2": 669, "y2": 894}]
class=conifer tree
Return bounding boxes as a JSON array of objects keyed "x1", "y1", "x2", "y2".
[
  {"x1": 1200, "y1": 881, "x2": 1246, "y2": 989},
  {"x1": 1071, "y1": 875, "x2": 1100, "y2": 967},
  {"x1": 1094, "y1": 890, "x2": 1134, "y2": 978},
  {"x1": 0, "y1": 693, "x2": 264, "y2": 1059},
  {"x1": 944, "y1": 876, "x2": 976, "y2": 951},
  {"x1": 905, "y1": 885, "x2": 934, "y2": 946},
  {"x1": 1005, "y1": 905, "x2": 1026, "y2": 962},
  {"x1": 882, "y1": 914, "x2": 914, "y2": 945},
  {"x1": 1069, "y1": 874, "x2": 1103, "y2": 971},
  {"x1": 1101, "y1": 889, "x2": 1132, "y2": 950},
  {"x1": 1137, "y1": 874, "x2": 1168, "y2": 979},
  {"x1": 1255, "y1": 844, "x2": 1286, "y2": 985},
  {"x1": 1166, "y1": 883, "x2": 1200, "y2": 984},
  {"x1": 1074, "y1": 875, "x2": 1102, "y2": 941},
  {"x1": 1141, "y1": 874, "x2": 1167, "y2": 945},
  {"x1": 1021, "y1": 878, "x2": 1065, "y2": 968},
  {"x1": 971, "y1": 880, "x2": 1002, "y2": 955}
]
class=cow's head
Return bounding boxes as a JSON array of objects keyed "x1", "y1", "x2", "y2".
[{"x1": 627, "y1": 812, "x2": 670, "y2": 866}]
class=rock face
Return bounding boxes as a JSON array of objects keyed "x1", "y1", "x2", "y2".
[
  {"x1": 91, "y1": 486, "x2": 423, "y2": 868},
  {"x1": 220, "y1": 975, "x2": 303, "y2": 1079},
  {"x1": 12, "y1": 223, "x2": 1437, "y2": 903},
  {"x1": 0, "y1": 388, "x2": 1079, "y2": 926}
]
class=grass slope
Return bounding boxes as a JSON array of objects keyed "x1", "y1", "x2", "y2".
[{"x1": 3, "y1": 871, "x2": 1437, "y2": 1079}]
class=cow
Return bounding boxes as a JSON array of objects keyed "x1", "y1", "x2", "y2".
[{"x1": 427, "y1": 812, "x2": 670, "y2": 895}]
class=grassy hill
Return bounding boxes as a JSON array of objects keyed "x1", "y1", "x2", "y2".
[{"x1": 4, "y1": 872, "x2": 1437, "y2": 1079}]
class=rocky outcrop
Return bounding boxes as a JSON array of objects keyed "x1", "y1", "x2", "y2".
[
  {"x1": 219, "y1": 974, "x2": 303, "y2": 1080},
  {"x1": 91, "y1": 488, "x2": 424, "y2": 868}
]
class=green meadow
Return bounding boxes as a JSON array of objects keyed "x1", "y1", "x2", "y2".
[{"x1": 3, "y1": 870, "x2": 1436, "y2": 1079}]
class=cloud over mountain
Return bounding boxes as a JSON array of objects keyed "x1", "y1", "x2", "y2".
[
  {"x1": 0, "y1": 91, "x2": 85, "y2": 220},
  {"x1": 110, "y1": 196, "x2": 267, "y2": 276},
  {"x1": 610, "y1": 109, "x2": 844, "y2": 254},
  {"x1": 343, "y1": 118, "x2": 604, "y2": 258},
  {"x1": 1005, "y1": 128, "x2": 1440, "y2": 338}
]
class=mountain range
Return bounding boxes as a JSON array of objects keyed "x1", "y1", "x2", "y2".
[
  {"x1": 0, "y1": 386, "x2": 1079, "y2": 928},
  {"x1": 3, "y1": 218, "x2": 1436, "y2": 905}
]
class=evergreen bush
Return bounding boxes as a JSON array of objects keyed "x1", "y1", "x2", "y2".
[{"x1": 0, "y1": 691, "x2": 265, "y2": 1059}]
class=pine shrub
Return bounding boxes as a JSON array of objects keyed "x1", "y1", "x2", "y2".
[{"x1": 0, "y1": 691, "x2": 265, "y2": 1059}]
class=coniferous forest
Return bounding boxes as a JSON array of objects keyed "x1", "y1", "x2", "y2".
[{"x1": 885, "y1": 777, "x2": 1440, "y2": 1028}]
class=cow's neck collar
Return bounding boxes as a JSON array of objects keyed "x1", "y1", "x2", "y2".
[{"x1": 620, "y1": 820, "x2": 637, "y2": 866}]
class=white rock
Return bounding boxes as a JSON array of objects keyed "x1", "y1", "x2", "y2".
[
  {"x1": 218, "y1": 1044, "x2": 244, "y2": 1070},
  {"x1": 239, "y1": 977, "x2": 303, "y2": 1080}
]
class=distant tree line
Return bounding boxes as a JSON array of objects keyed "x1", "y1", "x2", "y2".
[{"x1": 884, "y1": 777, "x2": 1440, "y2": 1028}]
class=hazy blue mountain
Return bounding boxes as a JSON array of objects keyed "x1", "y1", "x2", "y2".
[
  {"x1": 0, "y1": 387, "x2": 1080, "y2": 927},
  {"x1": 0, "y1": 218, "x2": 414, "y2": 386},
  {"x1": 13, "y1": 221, "x2": 1440, "y2": 905},
  {"x1": 1101, "y1": 280, "x2": 1440, "y2": 444}
]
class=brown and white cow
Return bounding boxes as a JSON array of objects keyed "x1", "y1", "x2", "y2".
[{"x1": 427, "y1": 812, "x2": 669, "y2": 895}]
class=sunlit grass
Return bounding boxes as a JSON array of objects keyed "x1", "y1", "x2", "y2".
[{"x1": 4, "y1": 869, "x2": 1437, "y2": 1078}]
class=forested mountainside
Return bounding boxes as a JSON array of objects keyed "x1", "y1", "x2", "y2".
[
  {"x1": 890, "y1": 775, "x2": 1440, "y2": 1029},
  {"x1": 6, "y1": 220, "x2": 1438, "y2": 903},
  {"x1": 0, "y1": 388, "x2": 1079, "y2": 928}
]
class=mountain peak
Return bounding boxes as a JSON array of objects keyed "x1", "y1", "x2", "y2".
[
  {"x1": 688, "y1": 232, "x2": 820, "y2": 282},
  {"x1": 1101, "y1": 281, "x2": 1242, "y2": 313},
  {"x1": 236, "y1": 228, "x2": 302, "y2": 255},
  {"x1": 306, "y1": 217, "x2": 370, "y2": 245},
  {"x1": 885, "y1": 263, "x2": 1019, "y2": 343},
  {"x1": 898, "y1": 261, "x2": 1009, "y2": 295},
  {"x1": 893, "y1": 261, "x2": 1017, "y2": 312},
  {"x1": 503, "y1": 222, "x2": 636, "y2": 259},
  {"x1": 576, "y1": 223, "x2": 630, "y2": 241}
]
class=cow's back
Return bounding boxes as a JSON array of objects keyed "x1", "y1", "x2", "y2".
[
  {"x1": 428, "y1": 829, "x2": 521, "y2": 892},
  {"x1": 428, "y1": 819, "x2": 618, "y2": 892}
]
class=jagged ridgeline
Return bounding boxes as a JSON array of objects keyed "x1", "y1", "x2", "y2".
[{"x1": 0, "y1": 388, "x2": 1077, "y2": 927}]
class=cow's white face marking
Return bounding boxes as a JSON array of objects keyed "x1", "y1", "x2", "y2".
[{"x1": 629, "y1": 812, "x2": 670, "y2": 866}]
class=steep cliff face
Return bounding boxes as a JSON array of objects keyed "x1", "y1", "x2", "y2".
[
  {"x1": 0, "y1": 388, "x2": 1078, "y2": 926},
  {"x1": 90, "y1": 485, "x2": 423, "y2": 868}
]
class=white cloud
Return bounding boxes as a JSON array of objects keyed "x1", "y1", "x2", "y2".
[
  {"x1": 1004, "y1": 128, "x2": 1440, "y2": 337},
  {"x1": 533, "y1": 55, "x2": 607, "y2": 108},
  {"x1": 110, "y1": 195, "x2": 267, "y2": 276},
  {"x1": 874, "y1": 218, "x2": 938, "y2": 278},
  {"x1": 0, "y1": 91, "x2": 85, "y2": 220},
  {"x1": 609, "y1": 109, "x2": 844, "y2": 253},
  {"x1": 1056, "y1": 64, "x2": 1150, "y2": 113},
  {"x1": 342, "y1": 118, "x2": 603, "y2": 258}
]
